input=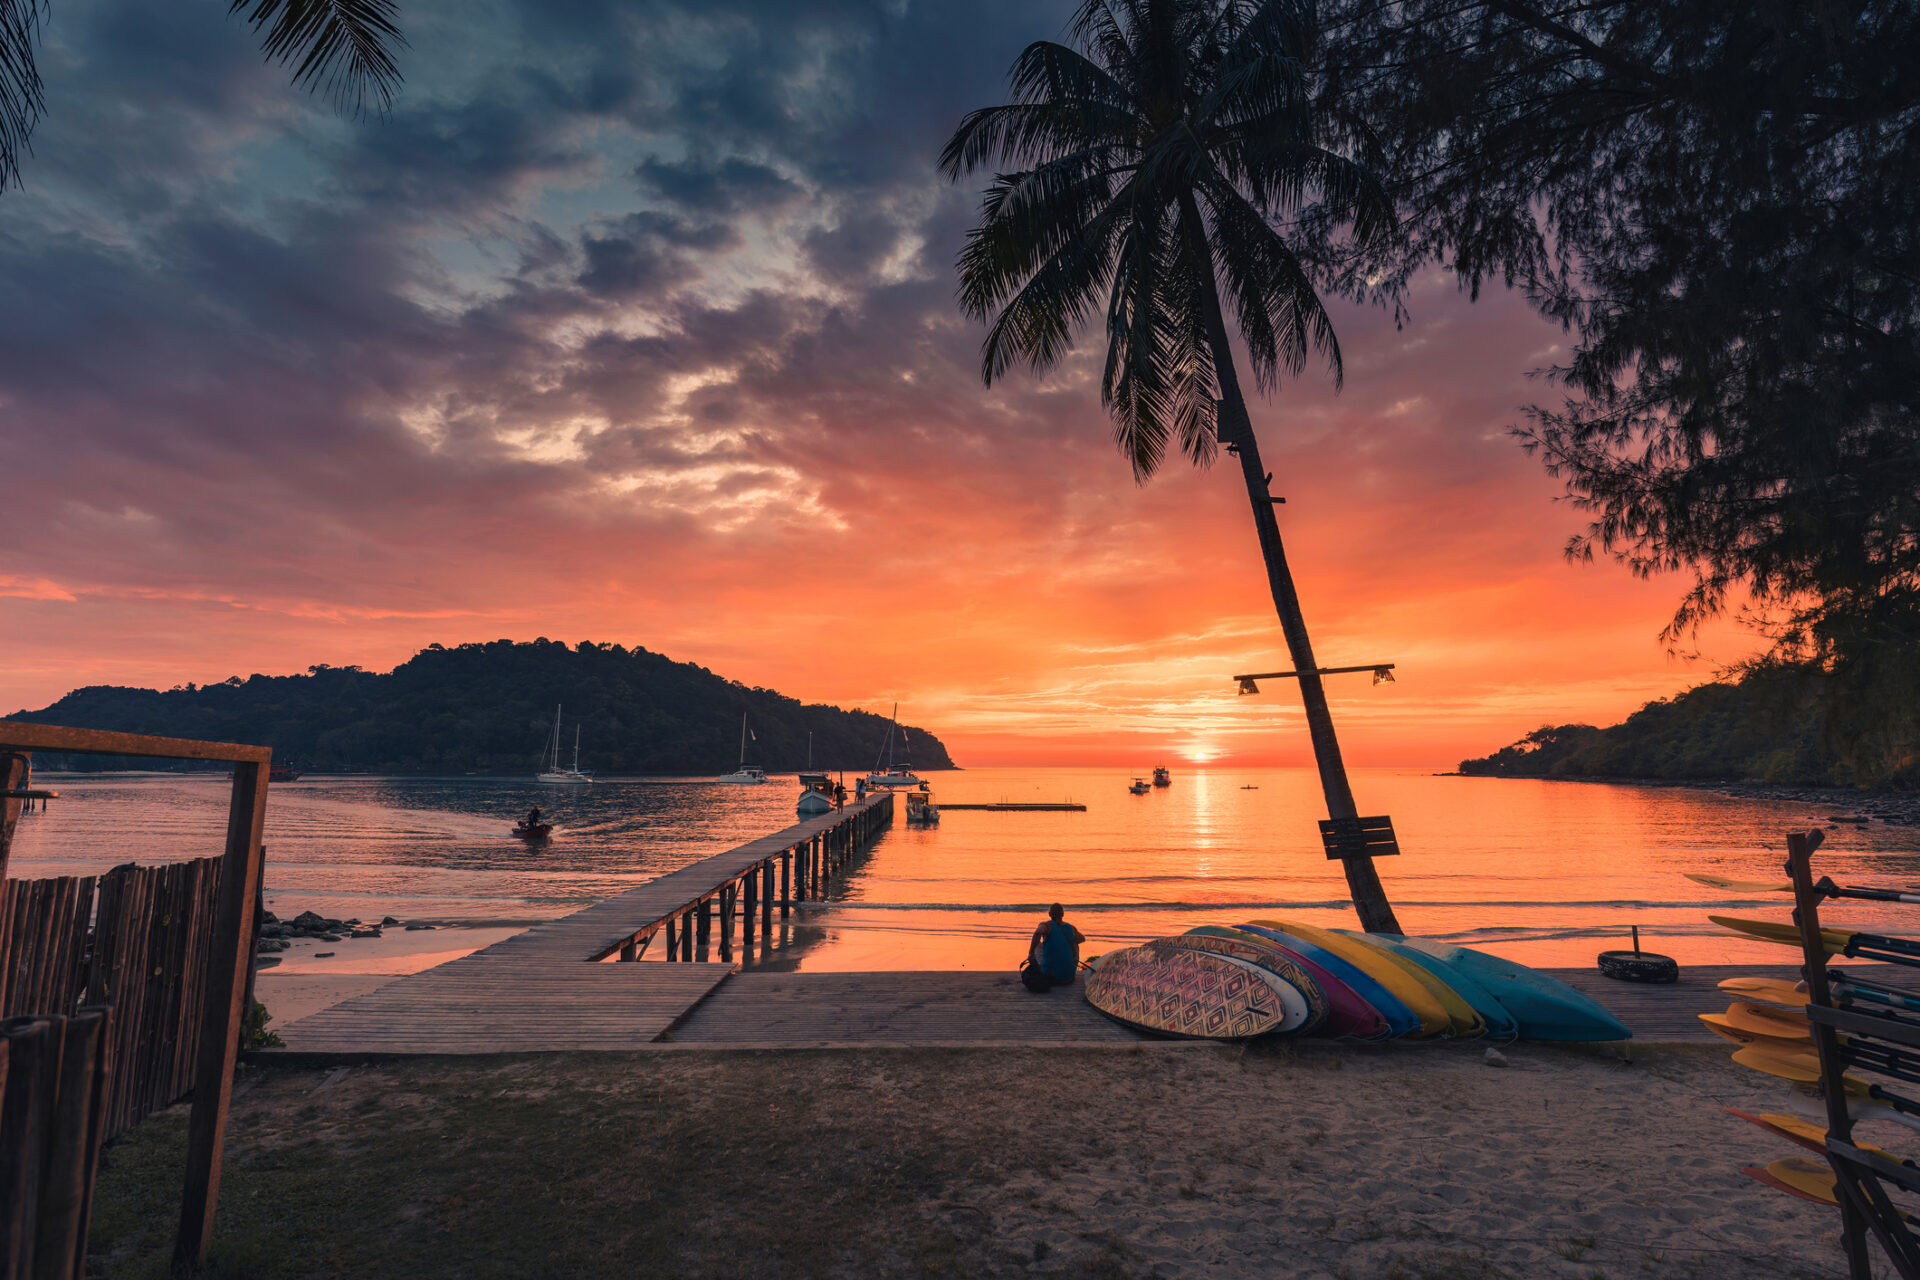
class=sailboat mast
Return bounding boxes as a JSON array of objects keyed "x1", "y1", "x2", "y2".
[
  {"x1": 739, "y1": 713, "x2": 748, "y2": 766},
  {"x1": 572, "y1": 725, "x2": 581, "y2": 772},
  {"x1": 551, "y1": 705, "x2": 563, "y2": 772}
]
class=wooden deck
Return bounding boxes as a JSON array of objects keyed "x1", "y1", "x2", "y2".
[{"x1": 274, "y1": 793, "x2": 893, "y2": 1055}]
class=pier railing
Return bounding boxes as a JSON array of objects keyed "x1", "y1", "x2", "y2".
[{"x1": 594, "y1": 790, "x2": 894, "y2": 964}]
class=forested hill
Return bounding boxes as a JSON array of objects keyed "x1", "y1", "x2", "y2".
[
  {"x1": 6, "y1": 640, "x2": 957, "y2": 775},
  {"x1": 1458, "y1": 664, "x2": 1913, "y2": 789}
]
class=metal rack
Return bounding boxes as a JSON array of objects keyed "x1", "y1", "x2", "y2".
[{"x1": 1787, "y1": 828, "x2": 1920, "y2": 1278}]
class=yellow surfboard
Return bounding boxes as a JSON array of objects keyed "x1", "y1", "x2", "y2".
[
  {"x1": 1247, "y1": 919, "x2": 1451, "y2": 1037},
  {"x1": 1332, "y1": 929, "x2": 1487, "y2": 1037}
]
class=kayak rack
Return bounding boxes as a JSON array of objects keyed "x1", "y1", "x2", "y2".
[{"x1": 1787, "y1": 829, "x2": 1920, "y2": 1278}]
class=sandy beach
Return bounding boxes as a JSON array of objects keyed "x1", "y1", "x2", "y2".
[{"x1": 89, "y1": 1040, "x2": 1858, "y2": 1279}]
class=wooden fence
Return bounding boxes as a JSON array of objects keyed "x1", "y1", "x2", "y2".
[
  {"x1": 0, "y1": 1009, "x2": 114, "y2": 1279},
  {"x1": 1, "y1": 860, "x2": 228, "y2": 1143}
]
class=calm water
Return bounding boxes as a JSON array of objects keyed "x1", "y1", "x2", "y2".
[{"x1": 11, "y1": 768, "x2": 1918, "y2": 972}]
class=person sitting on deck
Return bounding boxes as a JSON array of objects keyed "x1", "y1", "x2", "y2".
[{"x1": 1030, "y1": 904, "x2": 1086, "y2": 985}]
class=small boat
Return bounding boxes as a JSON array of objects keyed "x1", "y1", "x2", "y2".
[
  {"x1": 536, "y1": 706, "x2": 593, "y2": 784},
  {"x1": 863, "y1": 703, "x2": 924, "y2": 789},
  {"x1": 797, "y1": 768, "x2": 836, "y2": 815},
  {"x1": 716, "y1": 713, "x2": 769, "y2": 784},
  {"x1": 904, "y1": 790, "x2": 940, "y2": 825},
  {"x1": 1152, "y1": 766, "x2": 1171, "y2": 787},
  {"x1": 1129, "y1": 777, "x2": 1152, "y2": 794},
  {"x1": 1241, "y1": 785, "x2": 1259, "y2": 790},
  {"x1": 269, "y1": 765, "x2": 301, "y2": 783},
  {"x1": 512, "y1": 821, "x2": 553, "y2": 840}
]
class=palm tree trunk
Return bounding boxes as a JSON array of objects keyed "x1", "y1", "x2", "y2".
[{"x1": 1179, "y1": 198, "x2": 1402, "y2": 935}]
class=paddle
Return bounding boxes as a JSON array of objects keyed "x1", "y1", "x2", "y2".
[
  {"x1": 1710, "y1": 915, "x2": 1920, "y2": 965},
  {"x1": 1743, "y1": 1157, "x2": 1840, "y2": 1207},
  {"x1": 1724, "y1": 1107, "x2": 1907, "y2": 1165},
  {"x1": 1687, "y1": 872, "x2": 1920, "y2": 904},
  {"x1": 1734, "y1": 1041, "x2": 1920, "y2": 1091},
  {"x1": 1779, "y1": 1085, "x2": 1920, "y2": 1134},
  {"x1": 1718, "y1": 976, "x2": 1809, "y2": 1007}
]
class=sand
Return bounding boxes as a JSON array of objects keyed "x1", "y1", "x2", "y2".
[{"x1": 91, "y1": 1040, "x2": 1877, "y2": 1278}]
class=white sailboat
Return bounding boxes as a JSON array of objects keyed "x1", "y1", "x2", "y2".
[
  {"x1": 536, "y1": 705, "x2": 592, "y2": 784},
  {"x1": 863, "y1": 704, "x2": 923, "y2": 789},
  {"x1": 715, "y1": 713, "x2": 768, "y2": 784}
]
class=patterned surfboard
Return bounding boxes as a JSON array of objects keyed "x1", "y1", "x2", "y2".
[
  {"x1": 1084, "y1": 944, "x2": 1307, "y2": 1040},
  {"x1": 1152, "y1": 932, "x2": 1328, "y2": 1033}
]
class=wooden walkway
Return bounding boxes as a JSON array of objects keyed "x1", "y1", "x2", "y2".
[{"x1": 275, "y1": 793, "x2": 893, "y2": 1054}]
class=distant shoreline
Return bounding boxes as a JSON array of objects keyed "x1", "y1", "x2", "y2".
[{"x1": 1448, "y1": 771, "x2": 1920, "y2": 823}]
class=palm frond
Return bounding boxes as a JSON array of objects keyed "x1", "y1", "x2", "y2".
[
  {"x1": 0, "y1": 0, "x2": 45, "y2": 192},
  {"x1": 229, "y1": 0, "x2": 407, "y2": 115},
  {"x1": 1201, "y1": 172, "x2": 1343, "y2": 389}
]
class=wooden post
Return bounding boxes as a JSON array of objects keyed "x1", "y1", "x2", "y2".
[
  {"x1": 665, "y1": 916, "x2": 676, "y2": 961},
  {"x1": 743, "y1": 871, "x2": 757, "y2": 944},
  {"x1": 0, "y1": 753, "x2": 27, "y2": 884},
  {"x1": 762, "y1": 861, "x2": 774, "y2": 929},
  {"x1": 175, "y1": 759, "x2": 268, "y2": 1268},
  {"x1": 680, "y1": 912, "x2": 692, "y2": 962},
  {"x1": 619, "y1": 938, "x2": 637, "y2": 962},
  {"x1": 781, "y1": 852, "x2": 791, "y2": 915}
]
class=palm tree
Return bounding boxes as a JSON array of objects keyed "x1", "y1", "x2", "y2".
[
  {"x1": 2, "y1": 0, "x2": 406, "y2": 192},
  {"x1": 941, "y1": 0, "x2": 1402, "y2": 931}
]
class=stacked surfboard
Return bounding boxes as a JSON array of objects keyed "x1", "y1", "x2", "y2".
[{"x1": 1083, "y1": 919, "x2": 1632, "y2": 1042}]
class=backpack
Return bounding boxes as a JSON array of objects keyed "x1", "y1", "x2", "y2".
[{"x1": 1019, "y1": 960, "x2": 1053, "y2": 993}]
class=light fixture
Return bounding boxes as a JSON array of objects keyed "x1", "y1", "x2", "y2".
[
  {"x1": 1237, "y1": 677, "x2": 1260, "y2": 696},
  {"x1": 1372, "y1": 666, "x2": 1395, "y2": 686}
]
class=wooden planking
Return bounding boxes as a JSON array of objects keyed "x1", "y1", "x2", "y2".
[
  {"x1": 669, "y1": 971, "x2": 1151, "y2": 1045},
  {"x1": 277, "y1": 963, "x2": 736, "y2": 1052}
]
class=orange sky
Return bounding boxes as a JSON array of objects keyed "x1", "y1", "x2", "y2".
[{"x1": 0, "y1": 0, "x2": 1763, "y2": 768}]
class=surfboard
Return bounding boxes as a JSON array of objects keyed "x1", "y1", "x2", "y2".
[
  {"x1": 1355, "y1": 932, "x2": 1517, "y2": 1038},
  {"x1": 1152, "y1": 932, "x2": 1329, "y2": 1034},
  {"x1": 1391, "y1": 936, "x2": 1634, "y2": 1042},
  {"x1": 1180, "y1": 926, "x2": 1386, "y2": 1038},
  {"x1": 1229, "y1": 924, "x2": 1419, "y2": 1039},
  {"x1": 1246, "y1": 919, "x2": 1450, "y2": 1037},
  {"x1": 1083, "y1": 943, "x2": 1310, "y2": 1040},
  {"x1": 1331, "y1": 930, "x2": 1487, "y2": 1037}
]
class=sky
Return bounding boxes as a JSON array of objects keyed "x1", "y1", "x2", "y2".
[{"x1": 0, "y1": 0, "x2": 1759, "y2": 768}]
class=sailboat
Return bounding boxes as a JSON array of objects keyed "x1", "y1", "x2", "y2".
[
  {"x1": 536, "y1": 705, "x2": 593, "y2": 784},
  {"x1": 863, "y1": 704, "x2": 923, "y2": 789},
  {"x1": 715, "y1": 713, "x2": 769, "y2": 784}
]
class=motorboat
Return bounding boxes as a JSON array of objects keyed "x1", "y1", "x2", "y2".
[
  {"x1": 270, "y1": 765, "x2": 301, "y2": 783},
  {"x1": 512, "y1": 821, "x2": 553, "y2": 840},
  {"x1": 536, "y1": 706, "x2": 593, "y2": 784},
  {"x1": 1152, "y1": 766, "x2": 1171, "y2": 787},
  {"x1": 716, "y1": 713, "x2": 770, "y2": 784},
  {"x1": 1129, "y1": 777, "x2": 1152, "y2": 794},
  {"x1": 863, "y1": 703, "x2": 924, "y2": 789},
  {"x1": 797, "y1": 769, "x2": 836, "y2": 815},
  {"x1": 904, "y1": 790, "x2": 940, "y2": 825}
]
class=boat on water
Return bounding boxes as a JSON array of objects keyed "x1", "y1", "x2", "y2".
[
  {"x1": 1129, "y1": 777, "x2": 1152, "y2": 794},
  {"x1": 797, "y1": 765, "x2": 836, "y2": 815},
  {"x1": 512, "y1": 820, "x2": 553, "y2": 840},
  {"x1": 536, "y1": 705, "x2": 593, "y2": 784},
  {"x1": 716, "y1": 713, "x2": 769, "y2": 784},
  {"x1": 863, "y1": 704, "x2": 924, "y2": 789},
  {"x1": 1152, "y1": 766, "x2": 1171, "y2": 787},
  {"x1": 904, "y1": 789, "x2": 940, "y2": 825},
  {"x1": 269, "y1": 765, "x2": 301, "y2": 783}
]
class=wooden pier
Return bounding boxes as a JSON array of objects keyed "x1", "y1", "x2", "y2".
[
  {"x1": 938, "y1": 802, "x2": 1087, "y2": 812},
  {"x1": 275, "y1": 792, "x2": 894, "y2": 1054}
]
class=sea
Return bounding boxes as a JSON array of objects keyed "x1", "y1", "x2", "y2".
[{"x1": 11, "y1": 767, "x2": 1919, "y2": 977}]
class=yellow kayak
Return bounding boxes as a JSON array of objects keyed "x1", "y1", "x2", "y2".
[{"x1": 1248, "y1": 919, "x2": 1451, "y2": 1037}]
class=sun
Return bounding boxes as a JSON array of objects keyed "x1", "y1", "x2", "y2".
[{"x1": 1181, "y1": 741, "x2": 1221, "y2": 764}]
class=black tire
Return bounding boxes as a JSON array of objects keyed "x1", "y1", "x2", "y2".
[{"x1": 1598, "y1": 950, "x2": 1679, "y2": 983}]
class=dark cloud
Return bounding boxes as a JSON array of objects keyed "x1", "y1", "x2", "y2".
[{"x1": 634, "y1": 155, "x2": 801, "y2": 214}]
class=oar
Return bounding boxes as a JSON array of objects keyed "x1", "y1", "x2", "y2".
[
  {"x1": 1733, "y1": 1043, "x2": 1920, "y2": 1092},
  {"x1": 1718, "y1": 976, "x2": 1809, "y2": 1007},
  {"x1": 1724, "y1": 1107, "x2": 1907, "y2": 1164},
  {"x1": 1780, "y1": 1084, "x2": 1920, "y2": 1134},
  {"x1": 1743, "y1": 1157, "x2": 1839, "y2": 1207},
  {"x1": 1688, "y1": 872, "x2": 1920, "y2": 904},
  {"x1": 1701, "y1": 1014, "x2": 1805, "y2": 1051},
  {"x1": 1710, "y1": 915, "x2": 1920, "y2": 965},
  {"x1": 1833, "y1": 969, "x2": 1920, "y2": 1016}
]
